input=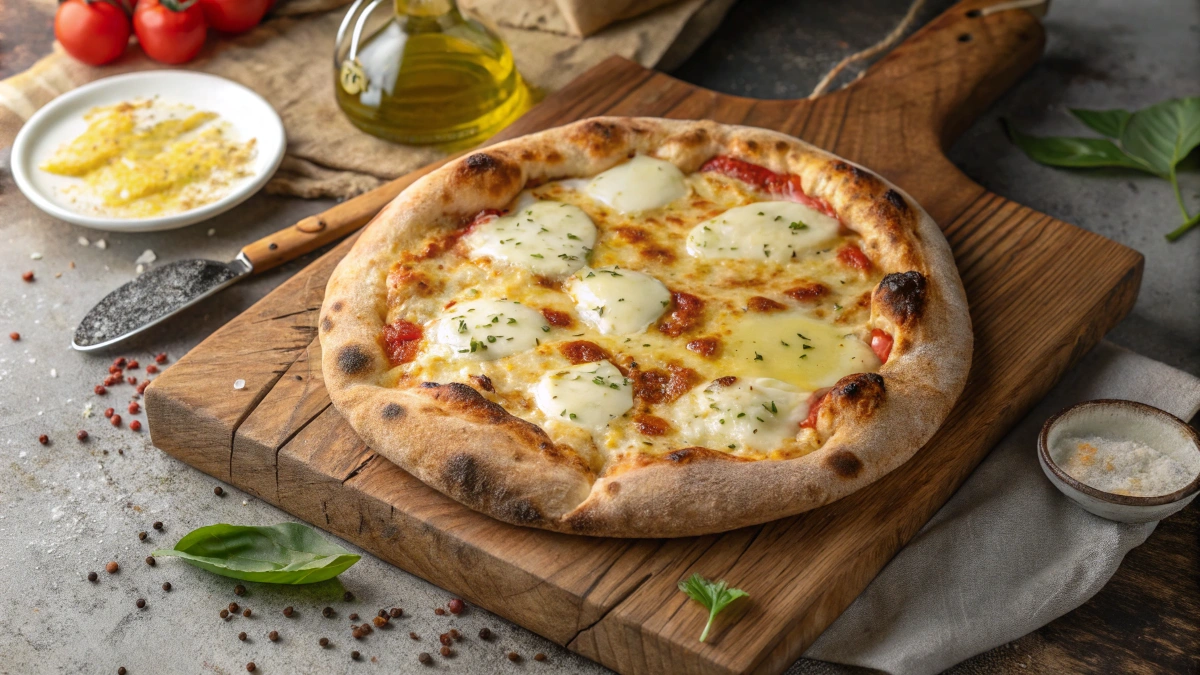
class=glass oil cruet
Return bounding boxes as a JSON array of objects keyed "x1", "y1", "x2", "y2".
[{"x1": 335, "y1": 0, "x2": 533, "y2": 148}]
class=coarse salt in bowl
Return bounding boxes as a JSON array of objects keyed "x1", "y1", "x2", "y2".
[{"x1": 1038, "y1": 399, "x2": 1200, "y2": 523}]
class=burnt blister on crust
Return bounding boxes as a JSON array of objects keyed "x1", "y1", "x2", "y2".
[
  {"x1": 454, "y1": 152, "x2": 521, "y2": 198},
  {"x1": 381, "y1": 403, "x2": 405, "y2": 420},
  {"x1": 825, "y1": 450, "x2": 863, "y2": 479},
  {"x1": 321, "y1": 317, "x2": 333, "y2": 332},
  {"x1": 828, "y1": 372, "x2": 886, "y2": 420},
  {"x1": 875, "y1": 271, "x2": 928, "y2": 325},
  {"x1": 440, "y1": 453, "x2": 544, "y2": 525},
  {"x1": 883, "y1": 189, "x2": 909, "y2": 213},
  {"x1": 337, "y1": 345, "x2": 373, "y2": 375},
  {"x1": 572, "y1": 120, "x2": 627, "y2": 156}
]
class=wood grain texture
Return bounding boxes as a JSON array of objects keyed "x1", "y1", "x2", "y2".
[{"x1": 145, "y1": 3, "x2": 1146, "y2": 674}]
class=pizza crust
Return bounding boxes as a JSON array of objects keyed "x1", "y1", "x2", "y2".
[{"x1": 321, "y1": 117, "x2": 971, "y2": 537}]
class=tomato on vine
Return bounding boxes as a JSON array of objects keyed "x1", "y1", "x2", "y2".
[
  {"x1": 198, "y1": 0, "x2": 271, "y2": 34},
  {"x1": 133, "y1": 0, "x2": 207, "y2": 65},
  {"x1": 55, "y1": 0, "x2": 133, "y2": 66}
]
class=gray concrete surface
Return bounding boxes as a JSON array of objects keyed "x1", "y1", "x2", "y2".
[{"x1": 1, "y1": 1, "x2": 1196, "y2": 674}]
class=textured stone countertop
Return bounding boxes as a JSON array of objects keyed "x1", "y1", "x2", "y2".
[{"x1": 1, "y1": 0, "x2": 1196, "y2": 673}]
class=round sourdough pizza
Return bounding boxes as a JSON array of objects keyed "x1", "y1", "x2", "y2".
[{"x1": 320, "y1": 117, "x2": 971, "y2": 538}]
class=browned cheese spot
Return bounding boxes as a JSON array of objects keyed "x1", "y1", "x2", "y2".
[
  {"x1": 785, "y1": 282, "x2": 830, "y2": 302},
  {"x1": 875, "y1": 271, "x2": 927, "y2": 326},
  {"x1": 657, "y1": 291, "x2": 704, "y2": 337},
  {"x1": 469, "y1": 374, "x2": 495, "y2": 393},
  {"x1": 559, "y1": 341, "x2": 611, "y2": 365},
  {"x1": 632, "y1": 364, "x2": 697, "y2": 404},
  {"x1": 686, "y1": 337, "x2": 721, "y2": 358},
  {"x1": 639, "y1": 246, "x2": 676, "y2": 263},
  {"x1": 747, "y1": 296, "x2": 787, "y2": 313},
  {"x1": 541, "y1": 308, "x2": 574, "y2": 328},
  {"x1": 713, "y1": 375, "x2": 738, "y2": 387},
  {"x1": 337, "y1": 345, "x2": 372, "y2": 375},
  {"x1": 632, "y1": 414, "x2": 671, "y2": 436},
  {"x1": 612, "y1": 226, "x2": 647, "y2": 243}
]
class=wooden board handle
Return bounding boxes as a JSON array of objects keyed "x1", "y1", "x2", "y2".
[{"x1": 240, "y1": 153, "x2": 462, "y2": 273}]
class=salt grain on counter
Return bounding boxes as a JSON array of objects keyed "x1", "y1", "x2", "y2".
[
  {"x1": 78, "y1": 237, "x2": 89, "y2": 247},
  {"x1": 95, "y1": 239, "x2": 107, "y2": 250},
  {"x1": 1052, "y1": 435, "x2": 1194, "y2": 497},
  {"x1": 135, "y1": 250, "x2": 157, "y2": 265},
  {"x1": 233, "y1": 379, "x2": 246, "y2": 390}
]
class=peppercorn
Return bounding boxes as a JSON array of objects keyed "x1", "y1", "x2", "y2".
[
  {"x1": 351, "y1": 628, "x2": 364, "y2": 640},
  {"x1": 21, "y1": 271, "x2": 34, "y2": 282},
  {"x1": 507, "y1": 652, "x2": 521, "y2": 662},
  {"x1": 162, "y1": 582, "x2": 171, "y2": 591},
  {"x1": 350, "y1": 650, "x2": 360, "y2": 660},
  {"x1": 127, "y1": 360, "x2": 139, "y2": 370},
  {"x1": 137, "y1": 381, "x2": 150, "y2": 394},
  {"x1": 87, "y1": 571, "x2": 98, "y2": 582},
  {"x1": 360, "y1": 623, "x2": 373, "y2": 635},
  {"x1": 246, "y1": 663, "x2": 255, "y2": 673},
  {"x1": 434, "y1": 608, "x2": 445, "y2": 616},
  {"x1": 146, "y1": 365, "x2": 158, "y2": 374},
  {"x1": 389, "y1": 607, "x2": 402, "y2": 618},
  {"x1": 152, "y1": 521, "x2": 163, "y2": 530},
  {"x1": 95, "y1": 385, "x2": 107, "y2": 395},
  {"x1": 229, "y1": 602, "x2": 240, "y2": 613},
  {"x1": 373, "y1": 615, "x2": 387, "y2": 628},
  {"x1": 77, "y1": 430, "x2": 88, "y2": 442},
  {"x1": 234, "y1": 584, "x2": 245, "y2": 596},
  {"x1": 440, "y1": 646, "x2": 453, "y2": 657},
  {"x1": 348, "y1": 613, "x2": 359, "y2": 621},
  {"x1": 138, "y1": 531, "x2": 147, "y2": 541},
  {"x1": 110, "y1": 365, "x2": 122, "y2": 375},
  {"x1": 127, "y1": 402, "x2": 140, "y2": 415},
  {"x1": 282, "y1": 606, "x2": 294, "y2": 617},
  {"x1": 343, "y1": 590, "x2": 355, "y2": 602},
  {"x1": 448, "y1": 629, "x2": 460, "y2": 641},
  {"x1": 118, "y1": 668, "x2": 126, "y2": 675},
  {"x1": 155, "y1": 352, "x2": 168, "y2": 364},
  {"x1": 9, "y1": 332, "x2": 19, "y2": 341},
  {"x1": 418, "y1": 653, "x2": 432, "y2": 665},
  {"x1": 135, "y1": 598, "x2": 145, "y2": 609},
  {"x1": 114, "y1": 357, "x2": 126, "y2": 368},
  {"x1": 438, "y1": 633, "x2": 451, "y2": 646},
  {"x1": 145, "y1": 556, "x2": 155, "y2": 566},
  {"x1": 220, "y1": 609, "x2": 230, "y2": 619},
  {"x1": 268, "y1": 630, "x2": 279, "y2": 642},
  {"x1": 238, "y1": 632, "x2": 247, "y2": 642},
  {"x1": 242, "y1": 609, "x2": 251, "y2": 618},
  {"x1": 478, "y1": 627, "x2": 492, "y2": 640},
  {"x1": 534, "y1": 653, "x2": 547, "y2": 661},
  {"x1": 38, "y1": 434, "x2": 48, "y2": 445},
  {"x1": 448, "y1": 598, "x2": 465, "y2": 614},
  {"x1": 110, "y1": 414, "x2": 122, "y2": 427},
  {"x1": 322, "y1": 606, "x2": 334, "y2": 618},
  {"x1": 409, "y1": 632, "x2": 419, "y2": 640},
  {"x1": 104, "y1": 408, "x2": 114, "y2": 418},
  {"x1": 130, "y1": 420, "x2": 142, "y2": 432},
  {"x1": 319, "y1": 637, "x2": 330, "y2": 647},
  {"x1": 214, "y1": 486, "x2": 224, "y2": 497},
  {"x1": 126, "y1": 376, "x2": 137, "y2": 385},
  {"x1": 106, "y1": 561, "x2": 119, "y2": 574}
]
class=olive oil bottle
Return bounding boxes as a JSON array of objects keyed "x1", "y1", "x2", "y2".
[{"x1": 335, "y1": 0, "x2": 533, "y2": 148}]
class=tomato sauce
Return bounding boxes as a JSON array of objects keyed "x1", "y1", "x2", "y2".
[
  {"x1": 699, "y1": 155, "x2": 839, "y2": 219},
  {"x1": 383, "y1": 319, "x2": 423, "y2": 366}
]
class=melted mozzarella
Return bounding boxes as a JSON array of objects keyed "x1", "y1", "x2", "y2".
[
  {"x1": 584, "y1": 155, "x2": 688, "y2": 213},
  {"x1": 535, "y1": 360, "x2": 633, "y2": 431},
  {"x1": 463, "y1": 200, "x2": 596, "y2": 276},
  {"x1": 434, "y1": 299, "x2": 548, "y2": 361},
  {"x1": 673, "y1": 378, "x2": 809, "y2": 452},
  {"x1": 686, "y1": 201, "x2": 839, "y2": 260},
  {"x1": 565, "y1": 266, "x2": 671, "y2": 335},
  {"x1": 724, "y1": 312, "x2": 880, "y2": 390}
]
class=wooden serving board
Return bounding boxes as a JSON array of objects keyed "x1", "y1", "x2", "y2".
[{"x1": 146, "y1": 3, "x2": 1144, "y2": 673}]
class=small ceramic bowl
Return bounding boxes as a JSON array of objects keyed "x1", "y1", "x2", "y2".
[{"x1": 1038, "y1": 399, "x2": 1200, "y2": 523}]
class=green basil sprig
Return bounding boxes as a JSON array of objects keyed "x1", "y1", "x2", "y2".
[
  {"x1": 151, "y1": 523, "x2": 360, "y2": 584},
  {"x1": 1004, "y1": 97, "x2": 1200, "y2": 241}
]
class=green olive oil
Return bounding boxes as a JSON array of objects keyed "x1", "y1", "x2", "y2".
[{"x1": 336, "y1": 0, "x2": 532, "y2": 148}]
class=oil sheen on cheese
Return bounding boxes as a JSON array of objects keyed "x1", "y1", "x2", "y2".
[
  {"x1": 672, "y1": 378, "x2": 809, "y2": 452},
  {"x1": 565, "y1": 266, "x2": 671, "y2": 335},
  {"x1": 686, "y1": 201, "x2": 839, "y2": 260},
  {"x1": 535, "y1": 360, "x2": 633, "y2": 431},
  {"x1": 463, "y1": 200, "x2": 596, "y2": 276},
  {"x1": 584, "y1": 155, "x2": 688, "y2": 213},
  {"x1": 434, "y1": 299, "x2": 548, "y2": 360},
  {"x1": 723, "y1": 313, "x2": 880, "y2": 390}
]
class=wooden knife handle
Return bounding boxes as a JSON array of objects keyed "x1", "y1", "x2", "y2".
[{"x1": 240, "y1": 154, "x2": 461, "y2": 274}]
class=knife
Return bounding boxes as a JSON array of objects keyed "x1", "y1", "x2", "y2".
[{"x1": 71, "y1": 157, "x2": 456, "y2": 352}]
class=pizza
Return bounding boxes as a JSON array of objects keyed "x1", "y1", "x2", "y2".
[{"x1": 320, "y1": 117, "x2": 971, "y2": 538}]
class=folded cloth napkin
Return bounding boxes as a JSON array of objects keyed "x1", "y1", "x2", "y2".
[{"x1": 800, "y1": 340, "x2": 1200, "y2": 675}]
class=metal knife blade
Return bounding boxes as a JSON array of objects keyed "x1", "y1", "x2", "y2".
[{"x1": 71, "y1": 253, "x2": 252, "y2": 352}]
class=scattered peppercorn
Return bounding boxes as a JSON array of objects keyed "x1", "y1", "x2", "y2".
[
  {"x1": 234, "y1": 584, "x2": 245, "y2": 596},
  {"x1": 389, "y1": 608, "x2": 402, "y2": 618},
  {"x1": 146, "y1": 364, "x2": 158, "y2": 374},
  {"x1": 352, "y1": 628, "x2": 364, "y2": 640},
  {"x1": 418, "y1": 653, "x2": 432, "y2": 665},
  {"x1": 106, "y1": 561, "x2": 119, "y2": 574},
  {"x1": 127, "y1": 360, "x2": 139, "y2": 370},
  {"x1": 319, "y1": 637, "x2": 330, "y2": 647},
  {"x1": 118, "y1": 668, "x2": 126, "y2": 675},
  {"x1": 348, "y1": 613, "x2": 359, "y2": 621},
  {"x1": 438, "y1": 633, "x2": 451, "y2": 646},
  {"x1": 229, "y1": 602, "x2": 240, "y2": 613},
  {"x1": 87, "y1": 571, "x2": 98, "y2": 582},
  {"x1": 155, "y1": 352, "x2": 168, "y2": 364},
  {"x1": 268, "y1": 630, "x2": 279, "y2": 642},
  {"x1": 246, "y1": 663, "x2": 255, "y2": 673},
  {"x1": 136, "y1": 598, "x2": 146, "y2": 609},
  {"x1": 448, "y1": 629, "x2": 460, "y2": 641},
  {"x1": 448, "y1": 598, "x2": 465, "y2": 614},
  {"x1": 238, "y1": 632, "x2": 247, "y2": 642},
  {"x1": 110, "y1": 414, "x2": 122, "y2": 427},
  {"x1": 137, "y1": 381, "x2": 150, "y2": 394},
  {"x1": 114, "y1": 357, "x2": 126, "y2": 368},
  {"x1": 409, "y1": 632, "x2": 419, "y2": 640},
  {"x1": 377, "y1": 609, "x2": 388, "y2": 618},
  {"x1": 138, "y1": 531, "x2": 147, "y2": 541},
  {"x1": 507, "y1": 652, "x2": 521, "y2": 662},
  {"x1": 104, "y1": 408, "x2": 114, "y2": 418},
  {"x1": 434, "y1": 608, "x2": 445, "y2": 616},
  {"x1": 162, "y1": 582, "x2": 171, "y2": 591},
  {"x1": 214, "y1": 486, "x2": 224, "y2": 497},
  {"x1": 38, "y1": 434, "x2": 48, "y2": 445},
  {"x1": 440, "y1": 646, "x2": 453, "y2": 657},
  {"x1": 351, "y1": 650, "x2": 360, "y2": 660},
  {"x1": 322, "y1": 606, "x2": 334, "y2": 618},
  {"x1": 77, "y1": 430, "x2": 88, "y2": 442},
  {"x1": 220, "y1": 609, "x2": 230, "y2": 619},
  {"x1": 242, "y1": 609, "x2": 251, "y2": 618},
  {"x1": 360, "y1": 623, "x2": 373, "y2": 635},
  {"x1": 372, "y1": 616, "x2": 388, "y2": 628},
  {"x1": 128, "y1": 402, "x2": 140, "y2": 415},
  {"x1": 95, "y1": 385, "x2": 107, "y2": 395},
  {"x1": 478, "y1": 627, "x2": 492, "y2": 640},
  {"x1": 343, "y1": 591, "x2": 355, "y2": 602},
  {"x1": 534, "y1": 653, "x2": 547, "y2": 662},
  {"x1": 9, "y1": 332, "x2": 19, "y2": 341},
  {"x1": 282, "y1": 606, "x2": 294, "y2": 617},
  {"x1": 152, "y1": 521, "x2": 163, "y2": 530},
  {"x1": 145, "y1": 556, "x2": 155, "y2": 566},
  {"x1": 130, "y1": 420, "x2": 142, "y2": 432},
  {"x1": 126, "y1": 376, "x2": 137, "y2": 385},
  {"x1": 21, "y1": 271, "x2": 34, "y2": 282}
]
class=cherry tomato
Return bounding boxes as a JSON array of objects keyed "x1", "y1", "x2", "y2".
[
  {"x1": 198, "y1": 0, "x2": 271, "y2": 33},
  {"x1": 870, "y1": 328, "x2": 894, "y2": 364},
  {"x1": 55, "y1": 0, "x2": 132, "y2": 66},
  {"x1": 133, "y1": 0, "x2": 207, "y2": 65}
]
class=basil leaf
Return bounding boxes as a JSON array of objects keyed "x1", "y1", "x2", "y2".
[
  {"x1": 1119, "y1": 97, "x2": 1200, "y2": 178},
  {"x1": 151, "y1": 523, "x2": 360, "y2": 584},
  {"x1": 1069, "y1": 108, "x2": 1131, "y2": 138},
  {"x1": 1003, "y1": 119, "x2": 1152, "y2": 172}
]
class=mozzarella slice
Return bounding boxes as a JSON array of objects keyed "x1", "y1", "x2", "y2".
[
  {"x1": 724, "y1": 312, "x2": 880, "y2": 390},
  {"x1": 565, "y1": 266, "x2": 671, "y2": 335},
  {"x1": 435, "y1": 299, "x2": 548, "y2": 361},
  {"x1": 535, "y1": 360, "x2": 633, "y2": 431},
  {"x1": 463, "y1": 200, "x2": 596, "y2": 276},
  {"x1": 673, "y1": 377, "x2": 809, "y2": 452},
  {"x1": 685, "y1": 201, "x2": 839, "y2": 260},
  {"x1": 584, "y1": 155, "x2": 688, "y2": 214}
]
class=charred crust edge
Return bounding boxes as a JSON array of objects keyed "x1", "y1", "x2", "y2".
[
  {"x1": 336, "y1": 345, "x2": 372, "y2": 375},
  {"x1": 876, "y1": 271, "x2": 928, "y2": 325}
]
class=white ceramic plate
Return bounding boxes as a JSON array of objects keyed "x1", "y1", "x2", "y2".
[{"x1": 11, "y1": 71, "x2": 285, "y2": 233}]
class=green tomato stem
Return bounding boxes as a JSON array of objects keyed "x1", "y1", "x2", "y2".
[
  {"x1": 700, "y1": 608, "x2": 717, "y2": 642},
  {"x1": 1169, "y1": 166, "x2": 1191, "y2": 222},
  {"x1": 1165, "y1": 210, "x2": 1200, "y2": 242}
]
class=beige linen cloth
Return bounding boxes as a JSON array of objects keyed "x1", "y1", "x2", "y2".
[
  {"x1": 800, "y1": 341, "x2": 1200, "y2": 674},
  {"x1": 0, "y1": 0, "x2": 733, "y2": 199}
]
